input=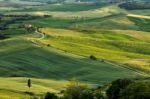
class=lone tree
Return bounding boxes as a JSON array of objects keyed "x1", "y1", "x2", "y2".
[{"x1": 27, "y1": 79, "x2": 32, "y2": 89}]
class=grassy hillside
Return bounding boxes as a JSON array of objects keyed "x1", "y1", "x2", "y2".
[
  {"x1": 21, "y1": 11, "x2": 150, "y2": 74},
  {"x1": 38, "y1": 28, "x2": 150, "y2": 73},
  {"x1": 0, "y1": 77, "x2": 68, "y2": 99},
  {"x1": 18, "y1": 4, "x2": 102, "y2": 12},
  {"x1": 0, "y1": 3, "x2": 149, "y2": 80},
  {"x1": 70, "y1": 14, "x2": 150, "y2": 31},
  {"x1": 0, "y1": 2, "x2": 150, "y2": 98},
  {"x1": 2, "y1": 5, "x2": 126, "y2": 18},
  {"x1": 0, "y1": 35, "x2": 144, "y2": 83}
]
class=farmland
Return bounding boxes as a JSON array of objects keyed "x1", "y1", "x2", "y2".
[{"x1": 0, "y1": 0, "x2": 150, "y2": 98}]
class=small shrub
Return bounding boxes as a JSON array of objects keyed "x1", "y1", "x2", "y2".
[
  {"x1": 101, "y1": 59, "x2": 104, "y2": 62},
  {"x1": 47, "y1": 44, "x2": 51, "y2": 47},
  {"x1": 63, "y1": 80, "x2": 87, "y2": 99},
  {"x1": 0, "y1": 34, "x2": 7, "y2": 39},
  {"x1": 44, "y1": 92, "x2": 58, "y2": 99},
  {"x1": 80, "y1": 89, "x2": 94, "y2": 99},
  {"x1": 30, "y1": 96, "x2": 39, "y2": 99},
  {"x1": 89, "y1": 55, "x2": 97, "y2": 60}
]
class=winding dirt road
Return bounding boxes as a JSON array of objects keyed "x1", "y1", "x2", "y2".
[{"x1": 35, "y1": 30, "x2": 46, "y2": 39}]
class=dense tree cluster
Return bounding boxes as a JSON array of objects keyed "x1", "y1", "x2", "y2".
[
  {"x1": 0, "y1": 33, "x2": 7, "y2": 39},
  {"x1": 106, "y1": 79, "x2": 133, "y2": 99},
  {"x1": 0, "y1": 15, "x2": 41, "y2": 30},
  {"x1": 120, "y1": 81, "x2": 150, "y2": 99},
  {"x1": 44, "y1": 92, "x2": 58, "y2": 99},
  {"x1": 46, "y1": 80, "x2": 105, "y2": 99},
  {"x1": 36, "y1": 79, "x2": 150, "y2": 99},
  {"x1": 119, "y1": 2, "x2": 150, "y2": 10}
]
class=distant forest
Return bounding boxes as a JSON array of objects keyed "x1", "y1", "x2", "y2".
[{"x1": 119, "y1": 1, "x2": 150, "y2": 10}]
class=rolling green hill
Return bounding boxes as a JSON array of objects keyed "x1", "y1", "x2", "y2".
[
  {"x1": 38, "y1": 27, "x2": 150, "y2": 73},
  {"x1": 0, "y1": 77, "x2": 69, "y2": 99},
  {"x1": 1, "y1": 35, "x2": 144, "y2": 82},
  {"x1": 0, "y1": 1, "x2": 150, "y2": 98}
]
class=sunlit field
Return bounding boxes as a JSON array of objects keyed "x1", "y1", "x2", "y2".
[{"x1": 0, "y1": 0, "x2": 150, "y2": 98}]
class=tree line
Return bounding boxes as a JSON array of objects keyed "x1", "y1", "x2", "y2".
[
  {"x1": 27, "y1": 78, "x2": 150, "y2": 99},
  {"x1": 119, "y1": 1, "x2": 150, "y2": 10}
]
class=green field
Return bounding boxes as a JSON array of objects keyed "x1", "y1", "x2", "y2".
[
  {"x1": 18, "y1": 4, "x2": 102, "y2": 12},
  {"x1": 1, "y1": 35, "x2": 144, "y2": 82},
  {"x1": 0, "y1": 0, "x2": 150, "y2": 98},
  {"x1": 0, "y1": 77, "x2": 69, "y2": 99}
]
